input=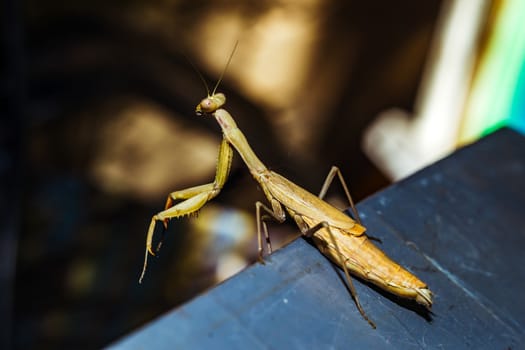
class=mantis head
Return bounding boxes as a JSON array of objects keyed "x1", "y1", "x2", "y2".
[
  {"x1": 196, "y1": 93, "x2": 226, "y2": 116},
  {"x1": 193, "y1": 41, "x2": 237, "y2": 117}
]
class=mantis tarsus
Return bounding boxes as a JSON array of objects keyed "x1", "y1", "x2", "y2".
[{"x1": 140, "y1": 45, "x2": 433, "y2": 328}]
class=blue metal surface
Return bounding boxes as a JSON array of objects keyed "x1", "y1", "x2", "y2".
[{"x1": 108, "y1": 127, "x2": 525, "y2": 349}]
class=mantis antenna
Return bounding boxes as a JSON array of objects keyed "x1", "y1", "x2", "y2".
[
  {"x1": 186, "y1": 41, "x2": 239, "y2": 98},
  {"x1": 211, "y1": 40, "x2": 239, "y2": 96},
  {"x1": 141, "y1": 39, "x2": 433, "y2": 326}
]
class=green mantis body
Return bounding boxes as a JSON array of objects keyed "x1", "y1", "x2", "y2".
[
  {"x1": 140, "y1": 50, "x2": 432, "y2": 327},
  {"x1": 140, "y1": 92, "x2": 433, "y2": 328}
]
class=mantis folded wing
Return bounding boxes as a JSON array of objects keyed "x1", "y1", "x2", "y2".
[{"x1": 140, "y1": 46, "x2": 433, "y2": 328}]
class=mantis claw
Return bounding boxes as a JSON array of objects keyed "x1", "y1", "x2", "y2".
[
  {"x1": 147, "y1": 246, "x2": 156, "y2": 256},
  {"x1": 165, "y1": 197, "x2": 174, "y2": 210},
  {"x1": 139, "y1": 45, "x2": 433, "y2": 328}
]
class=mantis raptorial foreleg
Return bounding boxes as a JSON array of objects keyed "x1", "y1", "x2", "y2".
[
  {"x1": 139, "y1": 138, "x2": 234, "y2": 283},
  {"x1": 141, "y1": 43, "x2": 433, "y2": 326}
]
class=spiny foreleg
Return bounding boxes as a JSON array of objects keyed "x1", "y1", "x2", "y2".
[{"x1": 139, "y1": 137, "x2": 233, "y2": 283}]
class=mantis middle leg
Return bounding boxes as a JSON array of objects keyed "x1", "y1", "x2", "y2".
[
  {"x1": 139, "y1": 138, "x2": 234, "y2": 283},
  {"x1": 255, "y1": 199, "x2": 286, "y2": 262}
]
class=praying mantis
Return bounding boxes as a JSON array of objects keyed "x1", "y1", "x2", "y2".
[{"x1": 139, "y1": 44, "x2": 433, "y2": 328}]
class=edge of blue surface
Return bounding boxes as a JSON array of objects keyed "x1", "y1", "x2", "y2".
[{"x1": 108, "y1": 128, "x2": 525, "y2": 349}]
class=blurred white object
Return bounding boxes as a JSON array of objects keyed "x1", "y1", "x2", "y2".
[{"x1": 363, "y1": 0, "x2": 490, "y2": 180}]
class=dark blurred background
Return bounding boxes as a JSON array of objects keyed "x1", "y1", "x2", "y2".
[{"x1": 1, "y1": 1, "x2": 443, "y2": 348}]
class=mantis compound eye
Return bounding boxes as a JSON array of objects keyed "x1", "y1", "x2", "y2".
[
  {"x1": 196, "y1": 98, "x2": 213, "y2": 115},
  {"x1": 196, "y1": 93, "x2": 226, "y2": 116}
]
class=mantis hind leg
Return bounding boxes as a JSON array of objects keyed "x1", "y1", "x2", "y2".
[
  {"x1": 295, "y1": 216, "x2": 377, "y2": 329},
  {"x1": 318, "y1": 166, "x2": 360, "y2": 224},
  {"x1": 319, "y1": 166, "x2": 381, "y2": 243}
]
